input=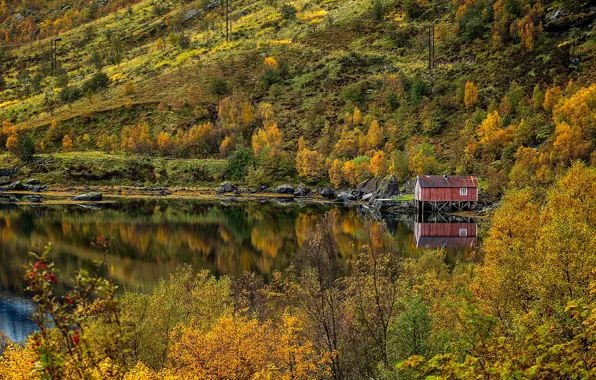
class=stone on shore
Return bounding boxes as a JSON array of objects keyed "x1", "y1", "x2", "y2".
[
  {"x1": 217, "y1": 182, "x2": 238, "y2": 194},
  {"x1": 72, "y1": 192, "x2": 103, "y2": 201},
  {"x1": 319, "y1": 187, "x2": 335, "y2": 199},
  {"x1": 275, "y1": 184, "x2": 294, "y2": 194},
  {"x1": 7, "y1": 181, "x2": 24, "y2": 191},
  {"x1": 294, "y1": 185, "x2": 310, "y2": 197}
]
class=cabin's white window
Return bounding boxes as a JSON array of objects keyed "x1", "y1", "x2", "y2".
[
  {"x1": 459, "y1": 229, "x2": 468, "y2": 237},
  {"x1": 460, "y1": 188, "x2": 468, "y2": 196}
]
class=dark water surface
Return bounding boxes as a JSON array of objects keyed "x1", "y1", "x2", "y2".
[{"x1": 0, "y1": 198, "x2": 478, "y2": 342}]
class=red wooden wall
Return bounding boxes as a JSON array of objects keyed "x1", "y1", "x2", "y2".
[{"x1": 417, "y1": 186, "x2": 477, "y2": 202}]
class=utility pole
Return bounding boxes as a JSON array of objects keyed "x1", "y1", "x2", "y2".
[
  {"x1": 51, "y1": 37, "x2": 62, "y2": 76},
  {"x1": 225, "y1": 0, "x2": 229, "y2": 42},
  {"x1": 427, "y1": 23, "x2": 435, "y2": 71},
  {"x1": 224, "y1": 0, "x2": 232, "y2": 42}
]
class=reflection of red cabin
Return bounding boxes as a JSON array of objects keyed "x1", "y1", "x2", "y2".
[
  {"x1": 414, "y1": 222, "x2": 477, "y2": 249},
  {"x1": 415, "y1": 175, "x2": 478, "y2": 202}
]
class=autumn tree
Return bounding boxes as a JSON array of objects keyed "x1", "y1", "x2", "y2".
[
  {"x1": 121, "y1": 122, "x2": 153, "y2": 155},
  {"x1": 61, "y1": 134, "x2": 73, "y2": 150},
  {"x1": 463, "y1": 81, "x2": 478, "y2": 108},
  {"x1": 346, "y1": 221, "x2": 402, "y2": 368},
  {"x1": 364, "y1": 120, "x2": 384, "y2": 153},
  {"x1": 370, "y1": 150, "x2": 387, "y2": 177},
  {"x1": 543, "y1": 86, "x2": 562, "y2": 112},
  {"x1": 219, "y1": 134, "x2": 237, "y2": 158},
  {"x1": 296, "y1": 137, "x2": 326, "y2": 183},
  {"x1": 252, "y1": 122, "x2": 282, "y2": 156},
  {"x1": 328, "y1": 159, "x2": 344, "y2": 187},
  {"x1": 157, "y1": 132, "x2": 173, "y2": 156},
  {"x1": 407, "y1": 141, "x2": 441, "y2": 175}
]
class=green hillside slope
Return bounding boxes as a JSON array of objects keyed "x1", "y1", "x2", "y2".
[{"x1": 0, "y1": 0, "x2": 594, "y2": 193}]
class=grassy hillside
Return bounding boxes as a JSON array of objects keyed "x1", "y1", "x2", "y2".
[{"x1": 0, "y1": 0, "x2": 595, "y2": 194}]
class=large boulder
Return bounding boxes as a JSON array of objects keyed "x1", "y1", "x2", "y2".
[
  {"x1": 276, "y1": 184, "x2": 294, "y2": 194},
  {"x1": 7, "y1": 181, "x2": 25, "y2": 191},
  {"x1": 372, "y1": 175, "x2": 399, "y2": 200},
  {"x1": 217, "y1": 182, "x2": 238, "y2": 194},
  {"x1": 337, "y1": 191, "x2": 356, "y2": 202},
  {"x1": 357, "y1": 178, "x2": 381, "y2": 198},
  {"x1": 294, "y1": 185, "x2": 311, "y2": 197},
  {"x1": 319, "y1": 187, "x2": 335, "y2": 199},
  {"x1": 25, "y1": 179, "x2": 41, "y2": 185},
  {"x1": 72, "y1": 192, "x2": 103, "y2": 201}
]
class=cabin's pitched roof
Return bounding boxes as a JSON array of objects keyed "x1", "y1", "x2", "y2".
[{"x1": 416, "y1": 175, "x2": 478, "y2": 188}]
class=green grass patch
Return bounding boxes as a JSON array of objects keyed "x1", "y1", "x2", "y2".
[{"x1": 392, "y1": 194, "x2": 414, "y2": 201}]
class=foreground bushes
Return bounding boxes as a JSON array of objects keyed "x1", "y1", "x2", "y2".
[{"x1": 1, "y1": 164, "x2": 595, "y2": 379}]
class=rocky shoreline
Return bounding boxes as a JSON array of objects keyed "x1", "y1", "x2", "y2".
[{"x1": 0, "y1": 169, "x2": 498, "y2": 216}]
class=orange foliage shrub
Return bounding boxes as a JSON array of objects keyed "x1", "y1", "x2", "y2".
[
  {"x1": 264, "y1": 56, "x2": 279, "y2": 69},
  {"x1": 121, "y1": 122, "x2": 153, "y2": 155},
  {"x1": 62, "y1": 134, "x2": 73, "y2": 150},
  {"x1": 219, "y1": 134, "x2": 237, "y2": 158}
]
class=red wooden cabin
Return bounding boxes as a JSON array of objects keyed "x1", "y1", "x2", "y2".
[
  {"x1": 415, "y1": 175, "x2": 478, "y2": 202},
  {"x1": 414, "y1": 222, "x2": 477, "y2": 249}
]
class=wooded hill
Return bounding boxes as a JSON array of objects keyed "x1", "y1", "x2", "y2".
[{"x1": 0, "y1": 0, "x2": 594, "y2": 194}]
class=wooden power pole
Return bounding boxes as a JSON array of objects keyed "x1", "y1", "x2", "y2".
[{"x1": 225, "y1": 0, "x2": 232, "y2": 42}]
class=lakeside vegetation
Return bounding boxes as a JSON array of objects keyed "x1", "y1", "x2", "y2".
[
  {"x1": 0, "y1": 0, "x2": 595, "y2": 377},
  {"x1": 0, "y1": 163, "x2": 595, "y2": 379}
]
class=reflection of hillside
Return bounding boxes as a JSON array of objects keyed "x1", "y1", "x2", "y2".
[{"x1": 0, "y1": 200, "x2": 472, "y2": 295}]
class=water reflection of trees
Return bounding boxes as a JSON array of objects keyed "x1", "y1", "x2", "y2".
[{"x1": 0, "y1": 200, "x2": 432, "y2": 295}]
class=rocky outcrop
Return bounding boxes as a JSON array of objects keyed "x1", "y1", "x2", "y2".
[
  {"x1": 217, "y1": 182, "x2": 239, "y2": 194},
  {"x1": 357, "y1": 178, "x2": 381, "y2": 199},
  {"x1": 0, "y1": 177, "x2": 10, "y2": 186},
  {"x1": 72, "y1": 192, "x2": 103, "y2": 201},
  {"x1": 7, "y1": 181, "x2": 25, "y2": 191},
  {"x1": 319, "y1": 187, "x2": 335, "y2": 199},
  {"x1": 336, "y1": 191, "x2": 356, "y2": 202},
  {"x1": 294, "y1": 185, "x2": 310, "y2": 197},
  {"x1": 276, "y1": 184, "x2": 294, "y2": 194},
  {"x1": 25, "y1": 179, "x2": 41, "y2": 185},
  {"x1": 370, "y1": 199, "x2": 416, "y2": 213},
  {"x1": 371, "y1": 175, "x2": 399, "y2": 200}
]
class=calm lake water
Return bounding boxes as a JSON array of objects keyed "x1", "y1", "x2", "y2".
[{"x1": 0, "y1": 198, "x2": 478, "y2": 343}]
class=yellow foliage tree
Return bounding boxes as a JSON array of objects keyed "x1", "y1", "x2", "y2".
[
  {"x1": 365, "y1": 120, "x2": 384, "y2": 153},
  {"x1": 164, "y1": 314, "x2": 329, "y2": 379},
  {"x1": 328, "y1": 159, "x2": 344, "y2": 187},
  {"x1": 157, "y1": 132, "x2": 173, "y2": 156},
  {"x1": 476, "y1": 111, "x2": 503, "y2": 145},
  {"x1": 252, "y1": 122, "x2": 283, "y2": 156},
  {"x1": 543, "y1": 86, "x2": 562, "y2": 112},
  {"x1": 219, "y1": 134, "x2": 237, "y2": 158},
  {"x1": 352, "y1": 107, "x2": 362, "y2": 125},
  {"x1": 370, "y1": 150, "x2": 387, "y2": 177},
  {"x1": 342, "y1": 160, "x2": 358, "y2": 185},
  {"x1": 297, "y1": 149, "x2": 326, "y2": 182},
  {"x1": 464, "y1": 81, "x2": 478, "y2": 108}
]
